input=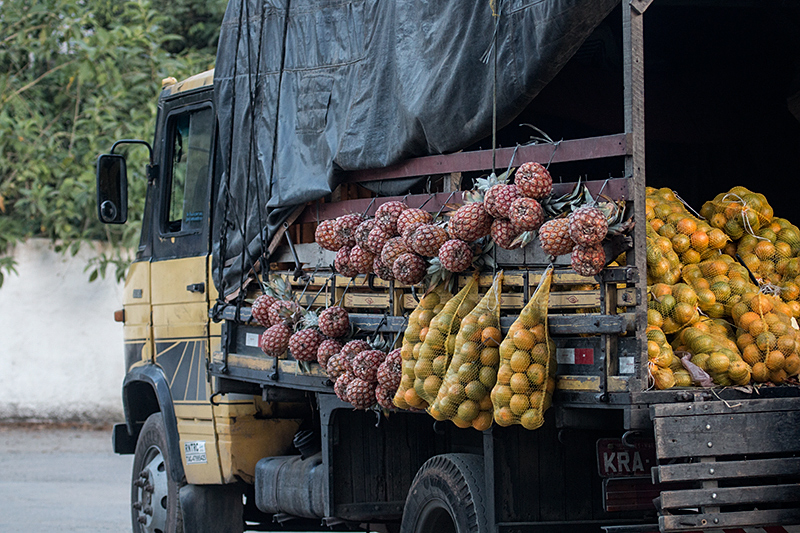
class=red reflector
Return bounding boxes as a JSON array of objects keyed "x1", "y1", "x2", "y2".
[{"x1": 114, "y1": 309, "x2": 125, "y2": 323}]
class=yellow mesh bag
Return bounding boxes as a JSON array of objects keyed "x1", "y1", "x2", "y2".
[
  {"x1": 393, "y1": 284, "x2": 452, "y2": 410},
  {"x1": 700, "y1": 186, "x2": 774, "y2": 242},
  {"x1": 731, "y1": 290, "x2": 800, "y2": 384},
  {"x1": 671, "y1": 319, "x2": 747, "y2": 386},
  {"x1": 413, "y1": 274, "x2": 480, "y2": 406},
  {"x1": 646, "y1": 325, "x2": 677, "y2": 390},
  {"x1": 492, "y1": 267, "x2": 555, "y2": 430},
  {"x1": 429, "y1": 272, "x2": 503, "y2": 431},
  {"x1": 647, "y1": 282, "x2": 700, "y2": 335}
]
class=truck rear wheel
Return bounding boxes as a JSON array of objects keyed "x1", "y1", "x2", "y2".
[
  {"x1": 131, "y1": 413, "x2": 184, "y2": 533},
  {"x1": 400, "y1": 454, "x2": 489, "y2": 533}
]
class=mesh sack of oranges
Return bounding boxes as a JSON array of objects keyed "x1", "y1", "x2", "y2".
[
  {"x1": 670, "y1": 319, "x2": 749, "y2": 386},
  {"x1": 646, "y1": 325, "x2": 680, "y2": 389},
  {"x1": 700, "y1": 186, "x2": 774, "y2": 242},
  {"x1": 647, "y1": 282, "x2": 701, "y2": 335},
  {"x1": 393, "y1": 284, "x2": 452, "y2": 410},
  {"x1": 681, "y1": 254, "x2": 757, "y2": 319},
  {"x1": 646, "y1": 223, "x2": 683, "y2": 286},
  {"x1": 731, "y1": 291, "x2": 800, "y2": 384},
  {"x1": 413, "y1": 274, "x2": 480, "y2": 406},
  {"x1": 429, "y1": 272, "x2": 503, "y2": 431},
  {"x1": 491, "y1": 267, "x2": 556, "y2": 430}
]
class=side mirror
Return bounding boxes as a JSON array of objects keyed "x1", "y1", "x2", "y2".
[{"x1": 96, "y1": 153, "x2": 128, "y2": 224}]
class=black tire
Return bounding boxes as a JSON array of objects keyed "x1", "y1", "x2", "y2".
[
  {"x1": 131, "y1": 413, "x2": 184, "y2": 533},
  {"x1": 400, "y1": 454, "x2": 489, "y2": 533}
]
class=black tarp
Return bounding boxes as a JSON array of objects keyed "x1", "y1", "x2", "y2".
[{"x1": 212, "y1": 0, "x2": 618, "y2": 297}]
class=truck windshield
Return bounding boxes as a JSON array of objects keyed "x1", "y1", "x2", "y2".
[{"x1": 166, "y1": 106, "x2": 213, "y2": 233}]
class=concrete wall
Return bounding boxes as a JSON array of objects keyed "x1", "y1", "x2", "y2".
[{"x1": 0, "y1": 239, "x2": 126, "y2": 424}]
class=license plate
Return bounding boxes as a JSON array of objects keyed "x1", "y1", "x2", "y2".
[{"x1": 596, "y1": 438, "x2": 656, "y2": 478}]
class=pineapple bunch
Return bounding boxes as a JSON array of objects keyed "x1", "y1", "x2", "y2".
[
  {"x1": 251, "y1": 276, "x2": 306, "y2": 358},
  {"x1": 327, "y1": 340, "x2": 403, "y2": 410},
  {"x1": 315, "y1": 202, "x2": 440, "y2": 286}
]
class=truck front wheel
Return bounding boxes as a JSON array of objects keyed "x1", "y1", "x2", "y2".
[
  {"x1": 400, "y1": 454, "x2": 489, "y2": 533},
  {"x1": 131, "y1": 413, "x2": 184, "y2": 533}
]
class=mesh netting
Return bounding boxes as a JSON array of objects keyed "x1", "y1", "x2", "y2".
[
  {"x1": 393, "y1": 284, "x2": 452, "y2": 410},
  {"x1": 429, "y1": 272, "x2": 503, "y2": 430},
  {"x1": 492, "y1": 267, "x2": 556, "y2": 430},
  {"x1": 413, "y1": 274, "x2": 480, "y2": 406}
]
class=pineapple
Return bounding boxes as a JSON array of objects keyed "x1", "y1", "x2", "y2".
[
  {"x1": 267, "y1": 300, "x2": 301, "y2": 327},
  {"x1": 448, "y1": 203, "x2": 492, "y2": 242},
  {"x1": 397, "y1": 208, "x2": 433, "y2": 236},
  {"x1": 366, "y1": 226, "x2": 392, "y2": 254},
  {"x1": 571, "y1": 242, "x2": 606, "y2": 276},
  {"x1": 508, "y1": 197, "x2": 544, "y2": 232},
  {"x1": 251, "y1": 294, "x2": 278, "y2": 327},
  {"x1": 402, "y1": 222, "x2": 425, "y2": 248},
  {"x1": 392, "y1": 252, "x2": 427, "y2": 285},
  {"x1": 334, "y1": 371, "x2": 355, "y2": 402},
  {"x1": 341, "y1": 339, "x2": 371, "y2": 365},
  {"x1": 352, "y1": 349, "x2": 386, "y2": 382},
  {"x1": 538, "y1": 218, "x2": 574, "y2": 256},
  {"x1": 354, "y1": 219, "x2": 376, "y2": 250},
  {"x1": 409, "y1": 224, "x2": 448, "y2": 257},
  {"x1": 315, "y1": 219, "x2": 346, "y2": 251},
  {"x1": 346, "y1": 377, "x2": 377, "y2": 410},
  {"x1": 381, "y1": 237, "x2": 410, "y2": 269},
  {"x1": 373, "y1": 256, "x2": 394, "y2": 281},
  {"x1": 318, "y1": 306, "x2": 350, "y2": 338},
  {"x1": 438, "y1": 239, "x2": 473, "y2": 273},
  {"x1": 484, "y1": 184, "x2": 521, "y2": 219},
  {"x1": 490, "y1": 219, "x2": 521, "y2": 250},
  {"x1": 375, "y1": 384, "x2": 396, "y2": 410},
  {"x1": 568, "y1": 205, "x2": 608, "y2": 246},
  {"x1": 375, "y1": 201, "x2": 407, "y2": 235},
  {"x1": 326, "y1": 353, "x2": 348, "y2": 380},
  {"x1": 349, "y1": 245, "x2": 375, "y2": 274},
  {"x1": 317, "y1": 338, "x2": 343, "y2": 368},
  {"x1": 333, "y1": 213, "x2": 367, "y2": 247},
  {"x1": 515, "y1": 162, "x2": 553, "y2": 199},
  {"x1": 289, "y1": 328, "x2": 324, "y2": 362},
  {"x1": 260, "y1": 323, "x2": 291, "y2": 357},
  {"x1": 377, "y1": 348, "x2": 402, "y2": 390},
  {"x1": 334, "y1": 246, "x2": 358, "y2": 278}
]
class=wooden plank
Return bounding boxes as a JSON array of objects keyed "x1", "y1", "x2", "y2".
[
  {"x1": 659, "y1": 508, "x2": 800, "y2": 532},
  {"x1": 651, "y1": 397, "x2": 800, "y2": 418},
  {"x1": 344, "y1": 293, "x2": 391, "y2": 309},
  {"x1": 298, "y1": 192, "x2": 461, "y2": 225},
  {"x1": 653, "y1": 456, "x2": 800, "y2": 483},
  {"x1": 659, "y1": 483, "x2": 800, "y2": 509},
  {"x1": 654, "y1": 409, "x2": 800, "y2": 459},
  {"x1": 344, "y1": 135, "x2": 631, "y2": 183}
]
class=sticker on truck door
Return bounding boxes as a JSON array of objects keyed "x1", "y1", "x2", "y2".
[{"x1": 184, "y1": 441, "x2": 207, "y2": 465}]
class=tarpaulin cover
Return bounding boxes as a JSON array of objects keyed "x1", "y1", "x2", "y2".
[{"x1": 212, "y1": 0, "x2": 618, "y2": 297}]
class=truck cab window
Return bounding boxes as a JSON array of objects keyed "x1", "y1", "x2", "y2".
[{"x1": 165, "y1": 107, "x2": 213, "y2": 234}]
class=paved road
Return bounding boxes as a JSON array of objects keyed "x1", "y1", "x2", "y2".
[{"x1": 0, "y1": 424, "x2": 132, "y2": 532}]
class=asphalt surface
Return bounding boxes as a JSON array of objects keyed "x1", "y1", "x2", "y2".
[{"x1": 0, "y1": 423, "x2": 132, "y2": 532}]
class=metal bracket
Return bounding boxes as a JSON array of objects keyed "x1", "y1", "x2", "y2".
[{"x1": 630, "y1": 0, "x2": 653, "y2": 15}]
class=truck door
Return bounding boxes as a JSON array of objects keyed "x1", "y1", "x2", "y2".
[{"x1": 150, "y1": 100, "x2": 222, "y2": 483}]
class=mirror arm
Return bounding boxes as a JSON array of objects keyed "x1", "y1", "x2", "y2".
[{"x1": 110, "y1": 139, "x2": 157, "y2": 185}]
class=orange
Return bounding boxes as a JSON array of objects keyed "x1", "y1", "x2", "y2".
[
  {"x1": 519, "y1": 409, "x2": 545, "y2": 430},
  {"x1": 652, "y1": 283, "x2": 673, "y2": 298},
  {"x1": 751, "y1": 362, "x2": 770, "y2": 382},
  {"x1": 424, "y1": 375, "x2": 443, "y2": 397},
  {"x1": 647, "y1": 340, "x2": 661, "y2": 359},
  {"x1": 457, "y1": 399, "x2": 480, "y2": 422},
  {"x1": 777, "y1": 335, "x2": 796, "y2": 356},
  {"x1": 781, "y1": 282, "x2": 800, "y2": 301},
  {"x1": 419, "y1": 327, "x2": 429, "y2": 343},
  {"x1": 405, "y1": 388, "x2": 427, "y2": 409},
  {"x1": 784, "y1": 354, "x2": 800, "y2": 376},
  {"x1": 673, "y1": 301, "x2": 698, "y2": 325},
  {"x1": 750, "y1": 293, "x2": 774, "y2": 314},
  {"x1": 451, "y1": 416, "x2": 472, "y2": 429},
  {"x1": 479, "y1": 366, "x2": 497, "y2": 388},
  {"x1": 471, "y1": 410, "x2": 493, "y2": 431},
  {"x1": 765, "y1": 350, "x2": 786, "y2": 371},
  {"x1": 497, "y1": 364, "x2": 513, "y2": 385},
  {"x1": 754, "y1": 240, "x2": 776, "y2": 261},
  {"x1": 479, "y1": 393, "x2": 494, "y2": 411},
  {"x1": 530, "y1": 324, "x2": 547, "y2": 343},
  {"x1": 690, "y1": 230, "x2": 709, "y2": 251},
  {"x1": 460, "y1": 323, "x2": 482, "y2": 343},
  {"x1": 480, "y1": 347, "x2": 500, "y2": 367},
  {"x1": 494, "y1": 406, "x2": 515, "y2": 427},
  {"x1": 465, "y1": 380, "x2": 487, "y2": 401},
  {"x1": 491, "y1": 385, "x2": 513, "y2": 406},
  {"x1": 706, "y1": 352, "x2": 730, "y2": 373},
  {"x1": 478, "y1": 313, "x2": 495, "y2": 329},
  {"x1": 738, "y1": 311, "x2": 760, "y2": 332},
  {"x1": 770, "y1": 368, "x2": 788, "y2": 384},
  {"x1": 530, "y1": 343, "x2": 549, "y2": 364},
  {"x1": 727, "y1": 360, "x2": 751, "y2": 382},
  {"x1": 510, "y1": 372, "x2": 530, "y2": 393},
  {"x1": 481, "y1": 327, "x2": 502, "y2": 347},
  {"x1": 741, "y1": 344, "x2": 762, "y2": 366},
  {"x1": 414, "y1": 358, "x2": 433, "y2": 378},
  {"x1": 510, "y1": 350, "x2": 532, "y2": 373},
  {"x1": 526, "y1": 363, "x2": 547, "y2": 387},
  {"x1": 671, "y1": 233, "x2": 691, "y2": 253},
  {"x1": 460, "y1": 341, "x2": 481, "y2": 362},
  {"x1": 648, "y1": 308, "x2": 664, "y2": 328},
  {"x1": 447, "y1": 383, "x2": 467, "y2": 403},
  {"x1": 513, "y1": 330, "x2": 536, "y2": 351},
  {"x1": 676, "y1": 217, "x2": 698, "y2": 235},
  {"x1": 707, "y1": 228, "x2": 728, "y2": 249},
  {"x1": 755, "y1": 331, "x2": 778, "y2": 352},
  {"x1": 681, "y1": 249, "x2": 702, "y2": 265},
  {"x1": 509, "y1": 394, "x2": 530, "y2": 416}
]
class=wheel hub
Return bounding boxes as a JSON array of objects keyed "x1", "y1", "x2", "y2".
[{"x1": 133, "y1": 445, "x2": 170, "y2": 533}]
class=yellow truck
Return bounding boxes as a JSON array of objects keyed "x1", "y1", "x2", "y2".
[{"x1": 97, "y1": 1, "x2": 800, "y2": 532}]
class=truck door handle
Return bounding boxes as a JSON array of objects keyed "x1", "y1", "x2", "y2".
[{"x1": 186, "y1": 282, "x2": 205, "y2": 294}]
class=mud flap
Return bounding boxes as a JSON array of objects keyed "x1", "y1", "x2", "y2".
[{"x1": 179, "y1": 484, "x2": 244, "y2": 533}]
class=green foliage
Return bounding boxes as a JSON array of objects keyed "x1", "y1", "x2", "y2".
[{"x1": 0, "y1": 0, "x2": 220, "y2": 287}]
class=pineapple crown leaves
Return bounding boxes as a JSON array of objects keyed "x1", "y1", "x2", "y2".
[
  {"x1": 510, "y1": 230, "x2": 536, "y2": 249},
  {"x1": 295, "y1": 309, "x2": 319, "y2": 332},
  {"x1": 540, "y1": 178, "x2": 591, "y2": 218},
  {"x1": 261, "y1": 274, "x2": 294, "y2": 301},
  {"x1": 466, "y1": 167, "x2": 516, "y2": 204}
]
